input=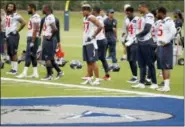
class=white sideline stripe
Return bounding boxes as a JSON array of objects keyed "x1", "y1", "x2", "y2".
[{"x1": 1, "y1": 77, "x2": 184, "y2": 100}]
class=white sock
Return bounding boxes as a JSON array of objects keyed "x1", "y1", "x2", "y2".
[
  {"x1": 11, "y1": 62, "x2": 14, "y2": 70},
  {"x1": 23, "y1": 67, "x2": 28, "y2": 75},
  {"x1": 133, "y1": 76, "x2": 137, "y2": 79},
  {"x1": 164, "y1": 79, "x2": 170, "y2": 87},
  {"x1": 33, "y1": 67, "x2": 38, "y2": 75},
  {"x1": 12, "y1": 61, "x2": 18, "y2": 71},
  {"x1": 146, "y1": 78, "x2": 151, "y2": 82},
  {"x1": 95, "y1": 78, "x2": 100, "y2": 82},
  {"x1": 123, "y1": 54, "x2": 127, "y2": 58}
]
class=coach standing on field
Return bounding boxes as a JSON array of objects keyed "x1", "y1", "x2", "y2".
[
  {"x1": 104, "y1": 9, "x2": 118, "y2": 65},
  {"x1": 132, "y1": 2, "x2": 158, "y2": 89}
]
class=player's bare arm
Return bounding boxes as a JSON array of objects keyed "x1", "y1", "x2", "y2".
[
  {"x1": 89, "y1": 16, "x2": 103, "y2": 38},
  {"x1": 113, "y1": 27, "x2": 117, "y2": 41},
  {"x1": 32, "y1": 22, "x2": 40, "y2": 43},
  {"x1": 17, "y1": 17, "x2": 26, "y2": 32},
  {"x1": 47, "y1": 23, "x2": 58, "y2": 40}
]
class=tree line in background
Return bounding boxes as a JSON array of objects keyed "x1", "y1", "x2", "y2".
[{"x1": 1, "y1": 0, "x2": 184, "y2": 12}]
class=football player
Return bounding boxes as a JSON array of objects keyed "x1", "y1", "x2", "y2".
[
  {"x1": 124, "y1": 7, "x2": 139, "y2": 83},
  {"x1": 5, "y1": 3, "x2": 26, "y2": 74},
  {"x1": 41, "y1": 5, "x2": 63, "y2": 80},
  {"x1": 156, "y1": 7, "x2": 177, "y2": 92},
  {"x1": 16, "y1": 4, "x2": 40, "y2": 78},
  {"x1": 132, "y1": 2, "x2": 158, "y2": 89},
  {"x1": 81, "y1": 4, "x2": 103, "y2": 85}
]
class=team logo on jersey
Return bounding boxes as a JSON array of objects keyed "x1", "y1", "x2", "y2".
[{"x1": 1, "y1": 105, "x2": 172, "y2": 124}]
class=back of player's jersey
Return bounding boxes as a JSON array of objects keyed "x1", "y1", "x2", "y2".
[
  {"x1": 27, "y1": 13, "x2": 41, "y2": 37},
  {"x1": 157, "y1": 17, "x2": 177, "y2": 46},
  {"x1": 137, "y1": 13, "x2": 154, "y2": 41},
  {"x1": 126, "y1": 16, "x2": 139, "y2": 41},
  {"x1": 5, "y1": 13, "x2": 21, "y2": 36},
  {"x1": 96, "y1": 16, "x2": 105, "y2": 40},
  {"x1": 152, "y1": 20, "x2": 162, "y2": 43},
  {"x1": 83, "y1": 15, "x2": 96, "y2": 45},
  {"x1": 42, "y1": 14, "x2": 55, "y2": 37}
]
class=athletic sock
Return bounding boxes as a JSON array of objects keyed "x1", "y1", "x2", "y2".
[
  {"x1": 12, "y1": 61, "x2": 18, "y2": 71},
  {"x1": 33, "y1": 67, "x2": 38, "y2": 75},
  {"x1": 133, "y1": 76, "x2": 137, "y2": 79},
  {"x1": 23, "y1": 67, "x2": 28, "y2": 75},
  {"x1": 164, "y1": 79, "x2": 170, "y2": 87}
]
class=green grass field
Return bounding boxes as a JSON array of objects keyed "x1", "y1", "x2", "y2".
[{"x1": 1, "y1": 11, "x2": 184, "y2": 97}]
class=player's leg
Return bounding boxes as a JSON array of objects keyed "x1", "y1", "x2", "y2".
[
  {"x1": 81, "y1": 45, "x2": 93, "y2": 85},
  {"x1": 109, "y1": 40, "x2": 117, "y2": 64},
  {"x1": 97, "y1": 39, "x2": 110, "y2": 80},
  {"x1": 121, "y1": 44, "x2": 127, "y2": 61},
  {"x1": 6, "y1": 33, "x2": 20, "y2": 74},
  {"x1": 157, "y1": 43, "x2": 173, "y2": 92},
  {"x1": 132, "y1": 43, "x2": 145, "y2": 88}
]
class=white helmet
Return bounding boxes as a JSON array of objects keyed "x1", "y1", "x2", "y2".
[{"x1": 124, "y1": 4, "x2": 131, "y2": 11}]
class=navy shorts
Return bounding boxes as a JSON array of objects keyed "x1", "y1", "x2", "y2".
[
  {"x1": 157, "y1": 43, "x2": 173, "y2": 70},
  {"x1": 25, "y1": 37, "x2": 39, "y2": 59},
  {"x1": 0, "y1": 32, "x2": 5, "y2": 54},
  {"x1": 137, "y1": 39, "x2": 156, "y2": 68},
  {"x1": 97, "y1": 39, "x2": 107, "y2": 60},
  {"x1": 42, "y1": 37, "x2": 57, "y2": 61},
  {"x1": 6, "y1": 32, "x2": 20, "y2": 56},
  {"x1": 127, "y1": 43, "x2": 138, "y2": 62},
  {"x1": 83, "y1": 44, "x2": 98, "y2": 62}
]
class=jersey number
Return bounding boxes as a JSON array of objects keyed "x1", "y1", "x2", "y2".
[
  {"x1": 84, "y1": 22, "x2": 89, "y2": 33},
  {"x1": 128, "y1": 24, "x2": 133, "y2": 35},
  {"x1": 157, "y1": 25, "x2": 163, "y2": 36},
  {"x1": 6, "y1": 17, "x2": 11, "y2": 27}
]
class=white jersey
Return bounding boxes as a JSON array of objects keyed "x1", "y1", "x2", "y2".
[
  {"x1": 27, "y1": 13, "x2": 41, "y2": 37},
  {"x1": 5, "y1": 13, "x2": 22, "y2": 36},
  {"x1": 125, "y1": 16, "x2": 140, "y2": 41},
  {"x1": 152, "y1": 20, "x2": 162, "y2": 43},
  {"x1": 102, "y1": 15, "x2": 108, "y2": 21},
  {"x1": 137, "y1": 13, "x2": 154, "y2": 41},
  {"x1": 156, "y1": 17, "x2": 177, "y2": 46},
  {"x1": 96, "y1": 16, "x2": 105, "y2": 40},
  {"x1": 42, "y1": 14, "x2": 55, "y2": 36},
  {"x1": 83, "y1": 15, "x2": 97, "y2": 46},
  {"x1": 1, "y1": 9, "x2": 6, "y2": 32},
  {"x1": 122, "y1": 17, "x2": 130, "y2": 34}
]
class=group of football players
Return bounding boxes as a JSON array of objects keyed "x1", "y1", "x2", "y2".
[{"x1": 0, "y1": 2, "x2": 184, "y2": 92}]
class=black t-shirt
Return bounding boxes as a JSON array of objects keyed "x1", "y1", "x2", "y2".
[{"x1": 104, "y1": 18, "x2": 117, "y2": 40}]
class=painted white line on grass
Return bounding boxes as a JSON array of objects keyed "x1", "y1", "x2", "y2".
[{"x1": 1, "y1": 77, "x2": 184, "y2": 100}]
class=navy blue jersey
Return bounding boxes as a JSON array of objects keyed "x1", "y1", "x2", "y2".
[
  {"x1": 104, "y1": 18, "x2": 117, "y2": 40},
  {"x1": 174, "y1": 18, "x2": 183, "y2": 28}
]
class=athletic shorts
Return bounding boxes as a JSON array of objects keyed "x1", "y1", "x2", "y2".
[
  {"x1": 25, "y1": 37, "x2": 39, "y2": 59},
  {"x1": 157, "y1": 42, "x2": 173, "y2": 70},
  {"x1": 127, "y1": 43, "x2": 138, "y2": 62},
  {"x1": 6, "y1": 32, "x2": 20, "y2": 56},
  {"x1": 42, "y1": 37, "x2": 57, "y2": 61},
  {"x1": 83, "y1": 44, "x2": 98, "y2": 62}
]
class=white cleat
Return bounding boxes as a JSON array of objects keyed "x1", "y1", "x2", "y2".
[
  {"x1": 92, "y1": 80, "x2": 100, "y2": 86},
  {"x1": 131, "y1": 83, "x2": 145, "y2": 89},
  {"x1": 157, "y1": 87, "x2": 170, "y2": 92},
  {"x1": 81, "y1": 79, "x2": 93, "y2": 85},
  {"x1": 27, "y1": 74, "x2": 39, "y2": 78},
  {"x1": 16, "y1": 73, "x2": 27, "y2": 78},
  {"x1": 149, "y1": 84, "x2": 159, "y2": 90}
]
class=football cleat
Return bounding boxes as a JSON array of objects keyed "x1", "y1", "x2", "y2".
[
  {"x1": 131, "y1": 83, "x2": 145, "y2": 89},
  {"x1": 55, "y1": 71, "x2": 64, "y2": 80},
  {"x1": 157, "y1": 86, "x2": 170, "y2": 92},
  {"x1": 41, "y1": 75, "x2": 52, "y2": 81},
  {"x1": 149, "y1": 84, "x2": 159, "y2": 90},
  {"x1": 16, "y1": 73, "x2": 27, "y2": 78},
  {"x1": 6, "y1": 69, "x2": 17, "y2": 75},
  {"x1": 127, "y1": 77, "x2": 138, "y2": 84}
]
